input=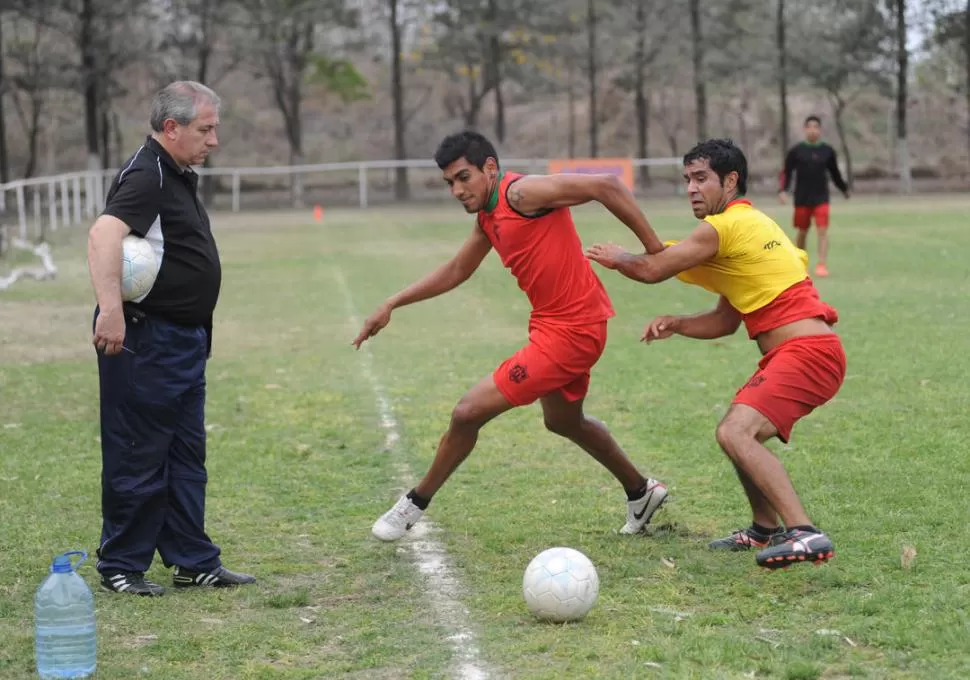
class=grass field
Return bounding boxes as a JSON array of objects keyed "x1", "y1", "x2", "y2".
[{"x1": 2, "y1": 193, "x2": 970, "y2": 679}]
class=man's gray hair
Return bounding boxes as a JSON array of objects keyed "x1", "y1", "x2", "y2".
[{"x1": 149, "y1": 81, "x2": 221, "y2": 132}]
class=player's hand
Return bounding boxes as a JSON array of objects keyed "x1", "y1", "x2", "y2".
[
  {"x1": 585, "y1": 242, "x2": 629, "y2": 270},
  {"x1": 843, "y1": 191, "x2": 851, "y2": 200},
  {"x1": 641, "y1": 315, "x2": 680, "y2": 343},
  {"x1": 777, "y1": 191, "x2": 787, "y2": 204},
  {"x1": 352, "y1": 303, "x2": 392, "y2": 350},
  {"x1": 93, "y1": 307, "x2": 126, "y2": 355}
]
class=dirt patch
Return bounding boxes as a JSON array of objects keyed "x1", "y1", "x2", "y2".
[{"x1": 0, "y1": 301, "x2": 93, "y2": 365}]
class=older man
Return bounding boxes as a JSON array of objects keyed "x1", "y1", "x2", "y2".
[{"x1": 88, "y1": 81, "x2": 254, "y2": 596}]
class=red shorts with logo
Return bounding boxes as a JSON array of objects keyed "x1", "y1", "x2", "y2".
[
  {"x1": 793, "y1": 203, "x2": 830, "y2": 230},
  {"x1": 493, "y1": 321, "x2": 608, "y2": 406},
  {"x1": 732, "y1": 334, "x2": 846, "y2": 443}
]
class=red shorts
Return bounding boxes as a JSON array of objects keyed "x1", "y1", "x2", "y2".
[
  {"x1": 793, "y1": 203, "x2": 830, "y2": 230},
  {"x1": 493, "y1": 321, "x2": 608, "y2": 406},
  {"x1": 732, "y1": 334, "x2": 846, "y2": 443}
]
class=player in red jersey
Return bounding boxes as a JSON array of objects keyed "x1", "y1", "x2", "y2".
[{"x1": 354, "y1": 131, "x2": 669, "y2": 541}]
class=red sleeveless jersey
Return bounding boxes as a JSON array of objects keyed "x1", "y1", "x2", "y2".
[{"x1": 477, "y1": 172, "x2": 615, "y2": 326}]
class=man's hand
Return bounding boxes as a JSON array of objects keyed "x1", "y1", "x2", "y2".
[
  {"x1": 777, "y1": 191, "x2": 787, "y2": 204},
  {"x1": 585, "y1": 242, "x2": 631, "y2": 270},
  {"x1": 93, "y1": 307, "x2": 126, "y2": 355},
  {"x1": 641, "y1": 315, "x2": 680, "y2": 343},
  {"x1": 352, "y1": 303, "x2": 392, "y2": 349},
  {"x1": 843, "y1": 190, "x2": 851, "y2": 200}
]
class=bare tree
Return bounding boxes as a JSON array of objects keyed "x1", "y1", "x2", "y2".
[
  {"x1": 0, "y1": 13, "x2": 9, "y2": 184},
  {"x1": 241, "y1": 0, "x2": 364, "y2": 207},
  {"x1": 894, "y1": 0, "x2": 912, "y2": 192},
  {"x1": 690, "y1": 0, "x2": 707, "y2": 140},
  {"x1": 777, "y1": 0, "x2": 789, "y2": 160}
]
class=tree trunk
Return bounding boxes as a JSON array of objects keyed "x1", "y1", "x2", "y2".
[
  {"x1": 690, "y1": 0, "x2": 707, "y2": 140},
  {"x1": 198, "y1": 2, "x2": 216, "y2": 205},
  {"x1": 567, "y1": 58, "x2": 576, "y2": 158},
  {"x1": 389, "y1": 0, "x2": 409, "y2": 200},
  {"x1": 586, "y1": 0, "x2": 597, "y2": 157},
  {"x1": 487, "y1": 0, "x2": 505, "y2": 143},
  {"x1": 24, "y1": 96, "x2": 41, "y2": 179},
  {"x1": 895, "y1": 0, "x2": 911, "y2": 193},
  {"x1": 0, "y1": 14, "x2": 9, "y2": 184},
  {"x1": 100, "y1": 98, "x2": 110, "y2": 171},
  {"x1": 81, "y1": 0, "x2": 100, "y2": 171},
  {"x1": 776, "y1": 0, "x2": 788, "y2": 160},
  {"x1": 634, "y1": 1, "x2": 649, "y2": 187},
  {"x1": 964, "y1": 0, "x2": 969, "y2": 172},
  {"x1": 831, "y1": 95, "x2": 854, "y2": 189}
]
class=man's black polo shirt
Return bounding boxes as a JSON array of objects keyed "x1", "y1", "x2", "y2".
[{"x1": 102, "y1": 136, "x2": 221, "y2": 328}]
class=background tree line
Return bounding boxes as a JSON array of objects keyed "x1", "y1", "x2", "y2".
[{"x1": 0, "y1": 0, "x2": 967, "y2": 202}]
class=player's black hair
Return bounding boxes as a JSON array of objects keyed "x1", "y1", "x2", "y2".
[
  {"x1": 805, "y1": 114, "x2": 822, "y2": 126},
  {"x1": 682, "y1": 138, "x2": 748, "y2": 195},
  {"x1": 434, "y1": 130, "x2": 500, "y2": 171}
]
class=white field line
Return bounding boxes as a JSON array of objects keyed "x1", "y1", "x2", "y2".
[{"x1": 333, "y1": 269, "x2": 492, "y2": 680}]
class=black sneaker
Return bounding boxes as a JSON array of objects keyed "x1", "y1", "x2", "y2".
[
  {"x1": 100, "y1": 571, "x2": 166, "y2": 596},
  {"x1": 172, "y1": 565, "x2": 256, "y2": 588},
  {"x1": 709, "y1": 526, "x2": 785, "y2": 552},
  {"x1": 755, "y1": 528, "x2": 835, "y2": 569}
]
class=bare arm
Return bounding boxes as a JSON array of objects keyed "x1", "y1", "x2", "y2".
[
  {"x1": 87, "y1": 215, "x2": 133, "y2": 355},
  {"x1": 506, "y1": 173, "x2": 665, "y2": 254},
  {"x1": 645, "y1": 296, "x2": 742, "y2": 342},
  {"x1": 587, "y1": 221, "x2": 720, "y2": 284},
  {"x1": 87, "y1": 215, "x2": 131, "y2": 311},
  {"x1": 386, "y1": 226, "x2": 491, "y2": 310},
  {"x1": 352, "y1": 226, "x2": 492, "y2": 348}
]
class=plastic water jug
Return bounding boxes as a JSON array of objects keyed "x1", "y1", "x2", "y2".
[{"x1": 34, "y1": 551, "x2": 96, "y2": 679}]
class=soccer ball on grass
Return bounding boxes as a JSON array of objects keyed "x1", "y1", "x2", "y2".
[{"x1": 522, "y1": 547, "x2": 600, "y2": 622}]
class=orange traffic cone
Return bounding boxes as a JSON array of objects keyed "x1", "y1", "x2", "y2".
[{"x1": 313, "y1": 205, "x2": 323, "y2": 222}]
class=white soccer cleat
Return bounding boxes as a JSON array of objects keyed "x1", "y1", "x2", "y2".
[
  {"x1": 372, "y1": 494, "x2": 425, "y2": 541},
  {"x1": 620, "y1": 479, "x2": 669, "y2": 535}
]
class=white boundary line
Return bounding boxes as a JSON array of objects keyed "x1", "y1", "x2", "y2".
[{"x1": 334, "y1": 269, "x2": 492, "y2": 680}]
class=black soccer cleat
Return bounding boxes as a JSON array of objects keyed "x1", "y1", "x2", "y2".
[
  {"x1": 708, "y1": 526, "x2": 786, "y2": 552},
  {"x1": 172, "y1": 565, "x2": 256, "y2": 588},
  {"x1": 100, "y1": 571, "x2": 166, "y2": 596},
  {"x1": 755, "y1": 528, "x2": 835, "y2": 569}
]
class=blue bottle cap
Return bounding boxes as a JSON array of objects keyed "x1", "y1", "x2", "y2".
[{"x1": 51, "y1": 551, "x2": 88, "y2": 573}]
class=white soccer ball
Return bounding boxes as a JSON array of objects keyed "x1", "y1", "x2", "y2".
[
  {"x1": 121, "y1": 235, "x2": 159, "y2": 302},
  {"x1": 522, "y1": 547, "x2": 600, "y2": 623}
]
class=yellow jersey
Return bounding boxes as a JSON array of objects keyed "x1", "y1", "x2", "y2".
[{"x1": 671, "y1": 199, "x2": 809, "y2": 314}]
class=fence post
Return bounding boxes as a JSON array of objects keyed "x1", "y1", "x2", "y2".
[
  {"x1": 16, "y1": 184, "x2": 26, "y2": 240},
  {"x1": 358, "y1": 164, "x2": 368, "y2": 209},
  {"x1": 48, "y1": 181, "x2": 58, "y2": 232},
  {"x1": 232, "y1": 171, "x2": 240, "y2": 212},
  {"x1": 33, "y1": 186, "x2": 42, "y2": 240},
  {"x1": 60, "y1": 178, "x2": 70, "y2": 226},
  {"x1": 73, "y1": 176, "x2": 82, "y2": 225}
]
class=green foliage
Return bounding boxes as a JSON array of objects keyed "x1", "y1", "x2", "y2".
[{"x1": 306, "y1": 55, "x2": 369, "y2": 102}]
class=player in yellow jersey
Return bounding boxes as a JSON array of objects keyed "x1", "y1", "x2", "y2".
[{"x1": 585, "y1": 139, "x2": 845, "y2": 569}]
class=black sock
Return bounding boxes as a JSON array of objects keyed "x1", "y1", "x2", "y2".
[
  {"x1": 751, "y1": 522, "x2": 780, "y2": 537},
  {"x1": 407, "y1": 489, "x2": 430, "y2": 510},
  {"x1": 626, "y1": 481, "x2": 648, "y2": 502},
  {"x1": 789, "y1": 524, "x2": 820, "y2": 534}
]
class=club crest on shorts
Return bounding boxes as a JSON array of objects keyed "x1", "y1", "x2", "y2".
[{"x1": 509, "y1": 363, "x2": 528, "y2": 383}]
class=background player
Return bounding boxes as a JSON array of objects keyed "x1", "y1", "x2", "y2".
[
  {"x1": 353, "y1": 131, "x2": 668, "y2": 542},
  {"x1": 778, "y1": 115, "x2": 850, "y2": 278},
  {"x1": 586, "y1": 139, "x2": 845, "y2": 570}
]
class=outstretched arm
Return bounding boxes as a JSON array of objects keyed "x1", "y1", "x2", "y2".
[
  {"x1": 586, "y1": 221, "x2": 719, "y2": 284},
  {"x1": 352, "y1": 225, "x2": 492, "y2": 349},
  {"x1": 506, "y1": 173, "x2": 665, "y2": 254},
  {"x1": 642, "y1": 296, "x2": 742, "y2": 343},
  {"x1": 826, "y1": 149, "x2": 850, "y2": 197}
]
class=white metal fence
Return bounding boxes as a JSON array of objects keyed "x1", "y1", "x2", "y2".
[{"x1": 0, "y1": 157, "x2": 684, "y2": 244}]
